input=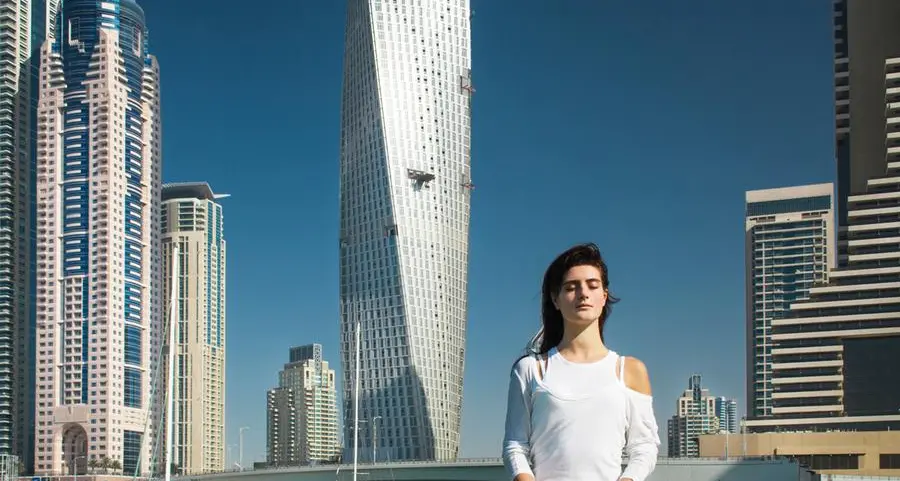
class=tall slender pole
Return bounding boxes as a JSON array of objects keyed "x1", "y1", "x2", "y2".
[
  {"x1": 725, "y1": 429, "x2": 729, "y2": 459},
  {"x1": 165, "y1": 244, "x2": 180, "y2": 481},
  {"x1": 741, "y1": 417, "x2": 747, "y2": 457},
  {"x1": 239, "y1": 427, "x2": 249, "y2": 470},
  {"x1": 353, "y1": 320, "x2": 360, "y2": 481}
]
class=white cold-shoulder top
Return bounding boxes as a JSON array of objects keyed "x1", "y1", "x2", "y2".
[{"x1": 502, "y1": 348, "x2": 660, "y2": 481}]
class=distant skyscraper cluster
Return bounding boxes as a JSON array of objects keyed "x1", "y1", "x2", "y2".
[
  {"x1": 337, "y1": 0, "x2": 474, "y2": 463},
  {"x1": 0, "y1": 0, "x2": 228, "y2": 476},
  {"x1": 667, "y1": 375, "x2": 736, "y2": 458},
  {"x1": 266, "y1": 344, "x2": 340, "y2": 467}
]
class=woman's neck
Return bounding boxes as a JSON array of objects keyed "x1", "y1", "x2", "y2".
[{"x1": 556, "y1": 320, "x2": 608, "y2": 363}]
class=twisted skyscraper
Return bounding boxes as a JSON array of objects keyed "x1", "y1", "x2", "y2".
[{"x1": 338, "y1": 0, "x2": 474, "y2": 462}]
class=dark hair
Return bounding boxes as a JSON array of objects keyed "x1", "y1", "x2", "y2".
[{"x1": 535, "y1": 243, "x2": 619, "y2": 354}]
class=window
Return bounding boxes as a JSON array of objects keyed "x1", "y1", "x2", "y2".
[
  {"x1": 67, "y1": 19, "x2": 79, "y2": 46},
  {"x1": 132, "y1": 26, "x2": 142, "y2": 55},
  {"x1": 881, "y1": 454, "x2": 900, "y2": 469},
  {"x1": 123, "y1": 367, "x2": 141, "y2": 408}
]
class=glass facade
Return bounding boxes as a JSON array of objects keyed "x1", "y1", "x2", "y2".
[
  {"x1": 843, "y1": 336, "x2": 900, "y2": 416},
  {"x1": 747, "y1": 196, "x2": 832, "y2": 217},
  {"x1": 122, "y1": 431, "x2": 142, "y2": 476},
  {"x1": 338, "y1": 0, "x2": 473, "y2": 462},
  {"x1": 714, "y1": 397, "x2": 738, "y2": 434},
  {"x1": 0, "y1": 0, "x2": 58, "y2": 468}
]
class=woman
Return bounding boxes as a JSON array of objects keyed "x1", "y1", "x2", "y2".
[{"x1": 502, "y1": 243, "x2": 660, "y2": 481}]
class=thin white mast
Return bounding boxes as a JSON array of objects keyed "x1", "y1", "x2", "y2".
[
  {"x1": 353, "y1": 320, "x2": 360, "y2": 481},
  {"x1": 165, "y1": 244, "x2": 180, "y2": 481}
]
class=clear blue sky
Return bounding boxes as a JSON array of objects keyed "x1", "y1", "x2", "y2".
[{"x1": 144, "y1": 0, "x2": 835, "y2": 463}]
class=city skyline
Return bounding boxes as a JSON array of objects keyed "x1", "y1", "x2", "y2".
[
  {"x1": 32, "y1": 0, "x2": 162, "y2": 474},
  {"x1": 0, "y1": 0, "x2": 852, "y2": 464},
  {"x1": 337, "y1": 0, "x2": 474, "y2": 462}
]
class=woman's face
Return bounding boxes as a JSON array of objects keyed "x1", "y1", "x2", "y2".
[{"x1": 553, "y1": 264, "x2": 608, "y2": 326}]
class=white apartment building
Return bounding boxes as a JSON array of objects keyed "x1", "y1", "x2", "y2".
[
  {"x1": 161, "y1": 182, "x2": 227, "y2": 474},
  {"x1": 338, "y1": 0, "x2": 474, "y2": 462},
  {"x1": 33, "y1": 0, "x2": 161, "y2": 475}
]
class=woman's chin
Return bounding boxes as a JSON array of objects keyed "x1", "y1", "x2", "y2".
[{"x1": 565, "y1": 315, "x2": 600, "y2": 328}]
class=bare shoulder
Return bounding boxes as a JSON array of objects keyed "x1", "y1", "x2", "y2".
[{"x1": 622, "y1": 356, "x2": 652, "y2": 395}]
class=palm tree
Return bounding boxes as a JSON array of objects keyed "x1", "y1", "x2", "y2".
[
  {"x1": 100, "y1": 456, "x2": 111, "y2": 474},
  {"x1": 88, "y1": 458, "x2": 99, "y2": 474},
  {"x1": 110, "y1": 459, "x2": 122, "y2": 475}
]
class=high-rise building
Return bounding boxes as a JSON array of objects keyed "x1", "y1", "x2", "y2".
[
  {"x1": 745, "y1": 58, "x2": 900, "y2": 434},
  {"x1": 714, "y1": 397, "x2": 738, "y2": 434},
  {"x1": 337, "y1": 0, "x2": 474, "y2": 462},
  {"x1": 266, "y1": 344, "x2": 340, "y2": 467},
  {"x1": 0, "y1": 0, "x2": 58, "y2": 470},
  {"x1": 744, "y1": 184, "x2": 834, "y2": 421},
  {"x1": 33, "y1": 0, "x2": 162, "y2": 475},
  {"x1": 833, "y1": 0, "x2": 900, "y2": 230},
  {"x1": 266, "y1": 389, "x2": 296, "y2": 467},
  {"x1": 667, "y1": 375, "x2": 720, "y2": 458},
  {"x1": 161, "y1": 182, "x2": 227, "y2": 474}
]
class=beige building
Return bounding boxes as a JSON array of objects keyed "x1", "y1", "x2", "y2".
[
  {"x1": 267, "y1": 345, "x2": 340, "y2": 466},
  {"x1": 161, "y1": 182, "x2": 228, "y2": 474},
  {"x1": 699, "y1": 431, "x2": 900, "y2": 477},
  {"x1": 667, "y1": 374, "x2": 721, "y2": 458}
]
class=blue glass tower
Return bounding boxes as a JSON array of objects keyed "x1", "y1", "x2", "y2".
[
  {"x1": 0, "y1": 0, "x2": 58, "y2": 473},
  {"x1": 33, "y1": 0, "x2": 162, "y2": 475}
]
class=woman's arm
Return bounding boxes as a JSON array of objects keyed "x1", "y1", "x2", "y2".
[
  {"x1": 502, "y1": 358, "x2": 535, "y2": 481},
  {"x1": 619, "y1": 357, "x2": 660, "y2": 481}
]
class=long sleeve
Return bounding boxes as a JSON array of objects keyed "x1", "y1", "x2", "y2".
[
  {"x1": 502, "y1": 359, "x2": 534, "y2": 480},
  {"x1": 619, "y1": 390, "x2": 660, "y2": 481}
]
